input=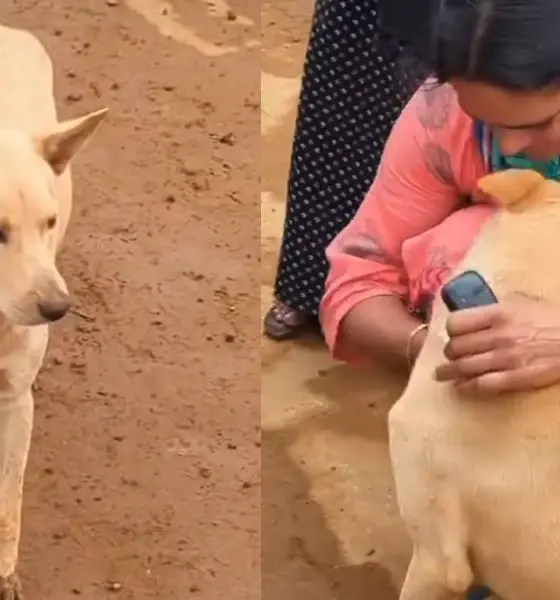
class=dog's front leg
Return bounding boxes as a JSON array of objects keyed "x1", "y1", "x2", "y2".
[{"x1": 0, "y1": 391, "x2": 33, "y2": 600}]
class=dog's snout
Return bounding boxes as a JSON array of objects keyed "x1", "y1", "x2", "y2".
[{"x1": 37, "y1": 296, "x2": 71, "y2": 322}]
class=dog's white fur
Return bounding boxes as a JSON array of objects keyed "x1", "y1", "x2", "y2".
[
  {"x1": 0, "y1": 25, "x2": 107, "y2": 595},
  {"x1": 389, "y1": 169, "x2": 560, "y2": 600}
]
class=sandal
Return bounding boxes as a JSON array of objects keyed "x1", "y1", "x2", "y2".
[{"x1": 263, "y1": 300, "x2": 309, "y2": 340}]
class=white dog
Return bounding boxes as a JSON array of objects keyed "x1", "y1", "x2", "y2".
[
  {"x1": 0, "y1": 25, "x2": 107, "y2": 598},
  {"x1": 390, "y1": 168, "x2": 560, "y2": 600}
]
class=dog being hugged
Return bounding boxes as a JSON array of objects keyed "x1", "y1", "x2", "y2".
[
  {"x1": 0, "y1": 24, "x2": 107, "y2": 599},
  {"x1": 389, "y1": 168, "x2": 560, "y2": 600}
]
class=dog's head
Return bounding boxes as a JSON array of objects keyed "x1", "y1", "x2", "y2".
[
  {"x1": 0, "y1": 108, "x2": 107, "y2": 326},
  {"x1": 477, "y1": 168, "x2": 560, "y2": 211}
]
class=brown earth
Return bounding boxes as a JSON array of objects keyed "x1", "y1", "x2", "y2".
[{"x1": 0, "y1": 1, "x2": 260, "y2": 599}]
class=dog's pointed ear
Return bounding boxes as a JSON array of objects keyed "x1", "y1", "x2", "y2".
[
  {"x1": 35, "y1": 108, "x2": 108, "y2": 175},
  {"x1": 477, "y1": 169, "x2": 545, "y2": 209}
]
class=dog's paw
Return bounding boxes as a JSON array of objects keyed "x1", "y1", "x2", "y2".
[{"x1": 0, "y1": 574, "x2": 23, "y2": 600}]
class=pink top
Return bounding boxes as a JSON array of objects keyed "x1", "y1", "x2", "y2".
[{"x1": 320, "y1": 83, "x2": 497, "y2": 363}]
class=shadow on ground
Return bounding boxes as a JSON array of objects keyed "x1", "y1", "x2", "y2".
[
  {"x1": 261, "y1": 331, "x2": 411, "y2": 599},
  {"x1": 263, "y1": 428, "x2": 398, "y2": 600}
]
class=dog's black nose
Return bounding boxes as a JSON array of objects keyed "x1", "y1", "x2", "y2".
[{"x1": 38, "y1": 298, "x2": 71, "y2": 322}]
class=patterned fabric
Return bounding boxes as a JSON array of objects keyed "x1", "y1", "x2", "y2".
[{"x1": 273, "y1": 0, "x2": 424, "y2": 317}]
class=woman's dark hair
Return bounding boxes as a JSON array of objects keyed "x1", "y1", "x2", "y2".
[{"x1": 431, "y1": 0, "x2": 560, "y2": 90}]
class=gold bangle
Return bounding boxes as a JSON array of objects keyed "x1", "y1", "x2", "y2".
[{"x1": 406, "y1": 323, "x2": 428, "y2": 369}]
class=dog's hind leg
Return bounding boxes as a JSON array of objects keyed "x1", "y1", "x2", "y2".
[
  {"x1": 0, "y1": 390, "x2": 33, "y2": 600},
  {"x1": 399, "y1": 550, "x2": 468, "y2": 600}
]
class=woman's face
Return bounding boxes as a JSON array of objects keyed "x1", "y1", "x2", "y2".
[{"x1": 452, "y1": 78, "x2": 560, "y2": 160}]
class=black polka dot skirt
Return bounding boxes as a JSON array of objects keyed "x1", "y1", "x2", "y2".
[{"x1": 273, "y1": 0, "x2": 424, "y2": 317}]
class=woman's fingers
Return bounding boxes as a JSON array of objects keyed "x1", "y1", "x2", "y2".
[
  {"x1": 444, "y1": 329, "x2": 513, "y2": 360},
  {"x1": 455, "y1": 364, "x2": 557, "y2": 396},
  {"x1": 445, "y1": 304, "x2": 505, "y2": 337},
  {"x1": 435, "y1": 349, "x2": 519, "y2": 382},
  {"x1": 444, "y1": 330, "x2": 497, "y2": 359},
  {"x1": 454, "y1": 371, "x2": 511, "y2": 395},
  {"x1": 437, "y1": 297, "x2": 560, "y2": 395}
]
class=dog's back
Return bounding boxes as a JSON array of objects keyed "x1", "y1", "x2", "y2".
[
  {"x1": 0, "y1": 25, "x2": 55, "y2": 130},
  {"x1": 390, "y1": 170, "x2": 560, "y2": 600}
]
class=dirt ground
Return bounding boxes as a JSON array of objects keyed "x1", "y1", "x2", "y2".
[
  {"x1": 262, "y1": 2, "x2": 415, "y2": 600},
  {"x1": 0, "y1": 0, "x2": 414, "y2": 597},
  {"x1": 0, "y1": 1, "x2": 260, "y2": 599}
]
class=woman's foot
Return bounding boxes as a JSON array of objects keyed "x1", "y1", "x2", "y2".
[{"x1": 263, "y1": 300, "x2": 309, "y2": 340}]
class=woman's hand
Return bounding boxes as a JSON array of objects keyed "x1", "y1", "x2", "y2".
[{"x1": 434, "y1": 295, "x2": 560, "y2": 394}]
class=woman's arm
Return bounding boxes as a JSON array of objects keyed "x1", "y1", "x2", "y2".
[
  {"x1": 320, "y1": 84, "x2": 479, "y2": 367},
  {"x1": 339, "y1": 295, "x2": 427, "y2": 369}
]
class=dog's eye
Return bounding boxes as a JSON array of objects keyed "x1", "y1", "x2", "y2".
[{"x1": 46, "y1": 216, "x2": 57, "y2": 230}]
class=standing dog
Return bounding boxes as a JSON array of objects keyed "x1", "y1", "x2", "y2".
[
  {"x1": 390, "y1": 168, "x2": 560, "y2": 600},
  {"x1": 0, "y1": 25, "x2": 107, "y2": 598}
]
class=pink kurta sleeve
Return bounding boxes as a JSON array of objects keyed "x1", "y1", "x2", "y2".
[{"x1": 320, "y1": 84, "x2": 483, "y2": 362}]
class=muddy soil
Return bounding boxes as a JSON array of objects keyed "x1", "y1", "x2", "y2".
[{"x1": 0, "y1": 1, "x2": 260, "y2": 599}]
